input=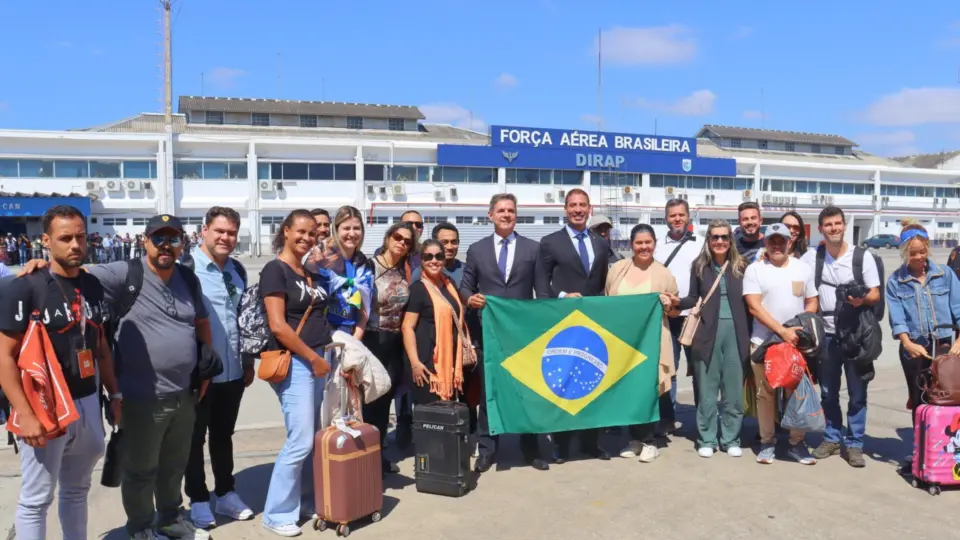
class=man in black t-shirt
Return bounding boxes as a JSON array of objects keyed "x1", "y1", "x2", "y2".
[
  {"x1": 0, "y1": 205, "x2": 120, "y2": 540},
  {"x1": 735, "y1": 201, "x2": 765, "y2": 263}
]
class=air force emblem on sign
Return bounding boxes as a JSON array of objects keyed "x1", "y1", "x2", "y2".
[
  {"x1": 682, "y1": 159, "x2": 692, "y2": 172},
  {"x1": 502, "y1": 151, "x2": 518, "y2": 163}
]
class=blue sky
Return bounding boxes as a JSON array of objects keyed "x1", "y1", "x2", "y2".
[{"x1": 1, "y1": 0, "x2": 959, "y2": 157}]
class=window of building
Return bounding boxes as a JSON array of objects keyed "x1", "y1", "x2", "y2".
[
  {"x1": 939, "y1": 222, "x2": 954, "y2": 229},
  {"x1": 388, "y1": 119, "x2": 405, "y2": 131},
  {"x1": 563, "y1": 216, "x2": 570, "y2": 224},
  {"x1": 300, "y1": 115, "x2": 318, "y2": 128},
  {"x1": 206, "y1": 111, "x2": 223, "y2": 125},
  {"x1": 620, "y1": 217, "x2": 639, "y2": 225},
  {"x1": 347, "y1": 117, "x2": 363, "y2": 129},
  {"x1": 335, "y1": 164, "x2": 356, "y2": 181},
  {"x1": 228, "y1": 163, "x2": 247, "y2": 179},
  {"x1": 308, "y1": 163, "x2": 334, "y2": 180},
  {"x1": 516, "y1": 216, "x2": 535, "y2": 224},
  {"x1": 505, "y1": 168, "x2": 581, "y2": 185},
  {"x1": 730, "y1": 138, "x2": 742, "y2": 148},
  {"x1": 650, "y1": 174, "x2": 744, "y2": 190},
  {"x1": 364, "y1": 164, "x2": 385, "y2": 182},
  {"x1": 595, "y1": 172, "x2": 640, "y2": 186},
  {"x1": 434, "y1": 166, "x2": 495, "y2": 183},
  {"x1": 132, "y1": 217, "x2": 149, "y2": 226},
  {"x1": 90, "y1": 161, "x2": 121, "y2": 178},
  {"x1": 261, "y1": 216, "x2": 284, "y2": 225},
  {"x1": 174, "y1": 162, "x2": 203, "y2": 179},
  {"x1": 0, "y1": 159, "x2": 17, "y2": 177},
  {"x1": 477, "y1": 217, "x2": 492, "y2": 226},
  {"x1": 55, "y1": 160, "x2": 89, "y2": 178},
  {"x1": 758, "y1": 140, "x2": 768, "y2": 150},
  {"x1": 281, "y1": 163, "x2": 309, "y2": 180},
  {"x1": 468, "y1": 167, "x2": 495, "y2": 183},
  {"x1": 252, "y1": 113, "x2": 270, "y2": 126},
  {"x1": 785, "y1": 142, "x2": 796, "y2": 152},
  {"x1": 424, "y1": 216, "x2": 448, "y2": 224},
  {"x1": 203, "y1": 162, "x2": 228, "y2": 179},
  {"x1": 456, "y1": 216, "x2": 473, "y2": 224},
  {"x1": 834, "y1": 146, "x2": 844, "y2": 155},
  {"x1": 389, "y1": 165, "x2": 429, "y2": 182},
  {"x1": 699, "y1": 218, "x2": 711, "y2": 225},
  {"x1": 811, "y1": 144, "x2": 821, "y2": 153},
  {"x1": 369, "y1": 216, "x2": 389, "y2": 225},
  {"x1": 650, "y1": 217, "x2": 666, "y2": 225},
  {"x1": 261, "y1": 162, "x2": 355, "y2": 181},
  {"x1": 18, "y1": 160, "x2": 54, "y2": 177},
  {"x1": 101, "y1": 217, "x2": 128, "y2": 226},
  {"x1": 544, "y1": 216, "x2": 561, "y2": 225},
  {"x1": 556, "y1": 170, "x2": 582, "y2": 185}
]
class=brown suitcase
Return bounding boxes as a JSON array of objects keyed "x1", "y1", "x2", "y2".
[{"x1": 312, "y1": 343, "x2": 383, "y2": 537}]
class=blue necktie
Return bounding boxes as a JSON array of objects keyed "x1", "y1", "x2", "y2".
[
  {"x1": 576, "y1": 232, "x2": 590, "y2": 274},
  {"x1": 498, "y1": 237, "x2": 509, "y2": 280}
]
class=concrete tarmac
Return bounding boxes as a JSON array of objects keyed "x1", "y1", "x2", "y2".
[{"x1": 1, "y1": 246, "x2": 957, "y2": 539}]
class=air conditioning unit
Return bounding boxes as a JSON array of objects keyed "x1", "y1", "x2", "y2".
[
  {"x1": 378, "y1": 186, "x2": 387, "y2": 195},
  {"x1": 104, "y1": 180, "x2": 122, "y2": 192},
  {"x1": 679, "y1": 193, "x2": 688, "y2": 201},
  {"x1": 665, "y1": 186, "x2": 675, "y2": 196},
  {"x1": 449, "y1": 187, "x2": 458, "y2": 198},
  {"x1": 762, "y1": 194, "x2": 772, "y2": 203},
  {"x1": 143, "y1": 181, "x2": 153, "y2": 190},
  {"x1": 366, "y1": 185, "x2": 376, "y2": 195},
  {"x1": 125, "y1": 180, "x2": 142, "y2": 191},
  {"x1": 433, "y1": 189, "x2": 445, "y2": 200},
  {"x1": 743, "y1": 189, "x2": 752, "y2": 199},
  {"x1": 544, "y1": 192, "x2": 555, "y2": 202},
  {"x1": 942, "y1": 199, "x2": 948, "y2": 208},
  {"x1": 556, "y1": 189, "x2": 567, "y2": 201},
  {"x1": 85, "y1": 181, "x2": 98, "y2": 192},
  {"x1": 392, "y1": 184, "x2": 405, "y2": 196},
  {"x1": 623, "y1": 186, "x2": 632, "y2": 194},
  {"x1": 259, "y1": 180, "x2": 275, "y2": 192}
]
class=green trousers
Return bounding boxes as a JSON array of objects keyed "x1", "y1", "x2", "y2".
[
  {"x1": 694, "y1": 318, "x2": 744, "y2": 449},
  {"x1": 120, "y1": 391, "x2": 196, "y2": 535}
]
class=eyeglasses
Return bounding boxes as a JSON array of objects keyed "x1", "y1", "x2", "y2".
[
  {"x1": 391, "y1": 232, "x2": 413, "y2": 248},
  {"x1": 710, "y1": 234, "x2": 730, "y2": 242},
  {"x1": 784, "y1": 224, "x2": 802, "y2": 232},
  {"x1": 404, "y1": 221, "x2": 424, "y2": 230},
  {"x1": 150, "y1": 234, "x2": 182, "y2": 247},
  {"x1": 421, "y1": 252, "x2": 446, "y2": 262}
]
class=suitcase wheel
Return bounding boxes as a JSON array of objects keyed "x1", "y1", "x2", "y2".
[
  {"x1": 928, "y1": 485, "x2": 942, "y2": 496},
  {"x1": 337, "y1": 524, "x2": 351, "y2": 537},
  {"x1": 911, "y1": 477, "x2": 920, "y2": 489},
  {"x1": 371, "y1": 511, "x2": 382, "y2": 523},
  {"x1": 313, "y1": 518, "x2": 328, "y2": 532}
]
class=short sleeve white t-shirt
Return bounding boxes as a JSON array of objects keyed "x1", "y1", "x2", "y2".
[
  {"x1": 654, "y1": 234, "x2": 703, "y2": 316},
  {"x1": 800, "y1": 247, "x2": 880, "y2": 334},
  {"x1": 743, "y1": 257, "x2": 818, "y2": 345}
]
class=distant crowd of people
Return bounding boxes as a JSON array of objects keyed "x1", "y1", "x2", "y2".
[{"x1": 2, "y1": 192, "x2": 960, "y2": 540}]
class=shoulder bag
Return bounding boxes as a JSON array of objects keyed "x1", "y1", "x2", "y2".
[
  {"x1": 678, "y1": 262, "x2": 728, "y2": 347},
  {"x1": 258, "y1": 275, "x2": 315, "y2": 383},
  {"x1": 423, "y1": 279, "x2": 477, "y2": 368}
]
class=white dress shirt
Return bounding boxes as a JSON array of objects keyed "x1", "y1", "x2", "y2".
[
  {"x1": 654, "y1": 233, "x2": 704, "y2": 316},
  {"x1": 494, "y1": 231, "x2": 518, "y2": 282},
  {"x1": 565, "y1": 225, "x2": 595, "y2": 269}
]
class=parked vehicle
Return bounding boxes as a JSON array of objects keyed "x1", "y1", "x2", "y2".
[{"x1": 862, "y1": 234, "x2": 900, "y2": 249}]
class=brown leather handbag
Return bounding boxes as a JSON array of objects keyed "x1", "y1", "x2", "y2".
[
  {"x1": 258, "y1": 275, "x2": 315, "y2": 383},
  {"x1": 928, "y1": 353, "x2": 960, "y2": 406},
  {"x1": 678, "y1": 262, "x2": 727, "y2": 347}
]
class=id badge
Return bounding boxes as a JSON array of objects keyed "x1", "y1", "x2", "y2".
[{"x1": 77, "y1": 349, "x2": 95, "y2": 379}]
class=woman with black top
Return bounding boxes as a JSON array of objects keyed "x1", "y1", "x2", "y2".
[
  {"x1": 401, "y1": 240, "x2": 471, "y2": 405},
  {"x1": 362, "y1": 222, "x2": 415, "y2": 474},
  {"x1": 259, "y1": 209, "x2": 333, "y2": 537}
]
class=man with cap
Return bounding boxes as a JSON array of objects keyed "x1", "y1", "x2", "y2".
[
  {"x1": 742, "y1": 222, "x2": 819, "y2": 466},
  {"x1": 589, "y1": 214, "x2": 622, "y2": 263},
  {"x1": 22, "y1": 214, "x2": 215, "y2": 539}
]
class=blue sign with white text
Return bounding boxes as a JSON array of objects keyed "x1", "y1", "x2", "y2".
[
  {"x1": 490, "y1": 125, "x2": 698, "y2": 155},
  {"x1": 0, "y1": 197, "x2": 91, "y2": 217},
  {"x1": 437, "y1": 144, "x2": 736, "y2": 177}
]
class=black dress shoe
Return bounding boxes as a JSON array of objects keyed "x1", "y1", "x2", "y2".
[
  {"x1": 552, "y1": 449, "x2": 568, "y2": 464},
  {"x1": 582, "y1": 447, "x2": 611, "y2": 461},
  {"x1": 527, "y1": 458, "x2": 550, "y2": 471},
  {"x1": 473, "y1": 455, "x2": 494, "y2": 473}
]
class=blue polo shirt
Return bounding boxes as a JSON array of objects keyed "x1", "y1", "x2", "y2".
[{"x1": 191, "y1": 247, "x2": 245, "y2": 383}]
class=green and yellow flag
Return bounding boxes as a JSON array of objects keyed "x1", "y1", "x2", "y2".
[{"x1": 482, "y1": 294, "x2": 662, "y2": 435}]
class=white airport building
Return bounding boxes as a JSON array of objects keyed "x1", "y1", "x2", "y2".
[{"x1": 1, "y1": 96, "x2": 959, "y2": 255}]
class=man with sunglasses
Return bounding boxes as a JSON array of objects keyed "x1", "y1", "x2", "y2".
[
  {"x1": 24, "y1": 215, "x2": 216, "y2": 539},
  {"x1": 183, "y1": 207, "x2": 253, "y2": 529}
]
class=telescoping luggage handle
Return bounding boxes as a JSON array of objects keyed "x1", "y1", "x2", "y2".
[{"x1": 326, "y1": 342, "x2": 364, "y2": 438}]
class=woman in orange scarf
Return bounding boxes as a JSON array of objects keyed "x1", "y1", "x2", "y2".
[{"x1": 401, "y1": 240, "x2": 471, "y2": 404}]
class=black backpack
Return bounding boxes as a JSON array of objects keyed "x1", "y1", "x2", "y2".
[{"x1": 814, "y1": 245, "x2": 886, "y2": 322}]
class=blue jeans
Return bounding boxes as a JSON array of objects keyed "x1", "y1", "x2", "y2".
[
  {"x1": 263, "y1": 354, "x2": 326, "y2": 527},
  {"x1": 819, "y1": 338, "x2": 869, "y2": 449}
]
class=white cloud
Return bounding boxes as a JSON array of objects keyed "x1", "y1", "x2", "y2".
[
  {"x1": 420, "y1": 103, "x2": 487, "y2": 132},
  {"x1": 635, "y1": 89, "x2": 716, "y2": 116},
  {"x1": 597, "y1": 25, "x2": 696, "y2": 66},
  {"x1": 742, "y1": 109, "x2": 768, "y2": 120},
  {"x1": 207, "y1": 67, "x2": 246, "y2": 90},
  {"x1": 730, "y1": 26, "x2": 754, "y2": 40},
  {"x1": 862, "y1": 88, "x2": 960, "y2": 126},
  {"x1": 494, "y1": 72, "x2": 518, "y2": 90}
]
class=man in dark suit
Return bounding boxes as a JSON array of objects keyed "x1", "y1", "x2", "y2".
[
  {"x1": 538, "y1": 188, "x2": 612, "y2": 462},
  {"x1": 460, "y1": 193, "x2": 552, "y2": 472}
]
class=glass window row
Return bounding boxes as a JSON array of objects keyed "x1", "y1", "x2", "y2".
[
  {"x1": 763, "y1": 178, "x2": 875, "y2": 195},
  {"x1": 258, "y1": 162, "x2": 356, "y2": 181},
  {"x1": 650, "y1": 175, "x2": 751, "y2": 191},
  {"x1": 880, "y1": 185, "x2": 960, "y2": 198},
  {"x1": 0, "y1": 159, "x2": 157, "y2": 179},
  {"x1": 506, "y1": 169, "x2": 583, "y2": 185},
  {"x1": 175, "y1": 161, "x2": 248, "y2": 180}
]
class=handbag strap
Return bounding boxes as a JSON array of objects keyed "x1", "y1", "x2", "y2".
[
  {"x1": 698, "y1": 262, "x2": 729, "y2": 307},
  {"x1": 292, "y1": 274, "x2": 314, "y2": 336}
]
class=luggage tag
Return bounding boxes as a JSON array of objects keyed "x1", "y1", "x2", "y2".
[{"x1": 333, "y1": 417, "x2": 363, "y2": 439}]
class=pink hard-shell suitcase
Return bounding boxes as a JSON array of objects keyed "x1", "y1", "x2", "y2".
[{"x1": 911, "y1": 404, "x2": 960, "y2": 495}]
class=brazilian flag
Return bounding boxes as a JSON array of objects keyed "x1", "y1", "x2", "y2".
[{"x1": 482, "y1": 294, "x2": 663, "y2": 435}]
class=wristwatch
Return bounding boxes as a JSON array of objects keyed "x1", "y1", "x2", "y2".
[{"x1": 108, "y1": 393, "x2": 123, "y2": 401}]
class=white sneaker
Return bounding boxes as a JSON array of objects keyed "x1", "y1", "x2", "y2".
[
  {"x1": 638, "y1": 443, "x2": 660, "y2": 463},
  {"x1": 262, "y1": 521, "x2": 302, "y2": 537},
  {"x1": 698, "y1": 447, "x2": 714, "y2": 458},
  {"x1": 619, "y1": 440, "x2": 644, "y2": 458},
  {"x1": 157, "y1": 514, "x2": 210, "y2": 539},
  {"x1": 215, "y1": 491, "x2": 253, "y2": 521},
  {"x1": 189, "y1": 501, "x2": 216, "y2": 529},
  {"x1": 726, "y1": 446, "x2": 743, "y2": 458}
]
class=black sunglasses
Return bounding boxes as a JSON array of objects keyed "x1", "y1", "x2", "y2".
[
  {"x1": 150, "y1": 234, "x2": 182, "y2": 247},
  {"x1": 421, "y1": 252, "x2": 446, "y2": 262},
  {"x1": 404, "y1": 220, "x2": 424, "y2": 230},
  {"x1": 391, "y1": 232, "x2": 413, "y2": 248},
  {"x1": 710, "y1": 234, "x2": 730, "y2": 242}
]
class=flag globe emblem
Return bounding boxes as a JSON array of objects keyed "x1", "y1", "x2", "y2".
[{"x1": 542, "y1": 326, "x2": 607, "y2": 399}]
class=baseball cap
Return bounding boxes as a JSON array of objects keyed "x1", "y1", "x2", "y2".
[
  {"x1": 144, "y1": 214, "x2": 184, "y2": 236},
  {"x1": 765, "y1": 222, "x2": 791, "y2": 241},
  {"x1": 589, "y1": 214, "x2": 614, "y2": 229}
]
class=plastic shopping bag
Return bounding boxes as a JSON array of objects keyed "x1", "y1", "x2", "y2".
[
  {"x1": 780, "y1": 373, "x2": 825, "y2": 433},
  {"x1": 764, "y1": 342, "x2": 807, "y2": 390}
]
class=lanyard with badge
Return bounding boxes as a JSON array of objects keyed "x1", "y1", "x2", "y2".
[{"x1": 51, "y1": 275, "x2": 96, "y2": 380}]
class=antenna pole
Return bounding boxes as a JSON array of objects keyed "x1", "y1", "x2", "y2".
[
  {"x1": 597, "y1": 28, "x2": 603, "y2": 131},
  {"x1": 162, "y1": 1, "x2": 173, "y2": 129}
]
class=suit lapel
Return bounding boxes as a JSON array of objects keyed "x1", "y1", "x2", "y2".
[
  {"x1": 505, "y1": 233, "x2": 524, "y2": 285},
  {"x1": 588, "y1": 232, "x2": 605, "y2": 276},
  {"x1": 483, "y1": 235, "x2": 504, "y2": 285},
  {"x1": 558, "y1": 227, "x2": 588, "y2": 277}
]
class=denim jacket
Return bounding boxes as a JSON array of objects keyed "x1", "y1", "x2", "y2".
[{"x1": 886, "y1": 259, "x2": 960, "y2": 341}]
